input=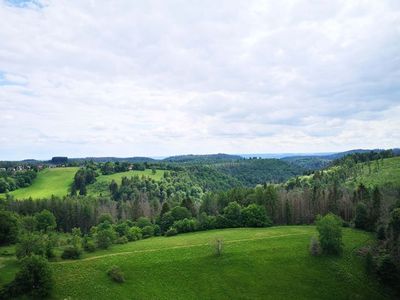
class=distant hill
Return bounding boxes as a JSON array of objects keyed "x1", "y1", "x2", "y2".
[
  {"x1": 162, "y1": 153, "x2": 243, "y2": 163},
  {"x1": 69, "y1": 156, "x2": 156, "y2": 163},
  {"x1": 281, "y1": 148, "x2": 400, "y2": 170}
]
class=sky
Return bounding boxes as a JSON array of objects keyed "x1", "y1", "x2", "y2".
[{"x1": 1, "y1": 0, "x2": 400, "y2": 160}]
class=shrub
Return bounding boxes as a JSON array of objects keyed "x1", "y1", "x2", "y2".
[
  {"x1": 61, "y1": 246, "x2": 82, "y2": 260},
  {"x1": 127, "y1": 226, "x2": 142, "y2": 241},
  {"x1": 316, "y1": 213, "x2": 343, "y2": 255},
  {"x1": 153, "y1": 224, "x2": 161, "y2": 236},
  {"x1": 309, "y1": 236, "x2": 320, "y2": 256},
  {"x1": 165, "y1": 228, "x2": 178, "y2": 237},
  {"x1": 107, "y1": 265, "x2": 125, "y2": 283},
  {"x1": 198, "y1": 212, "x2": 216, "y2": 230},
  {"x1": 376, "y1": 254, "x2": 399, "y2": 285},
  {"x1": 115, "y1": 236, "x2": 128, "y2": 244},
  {"x1": 142, "y1": 225, "x2": 154, "y2": 238},
  {"x1": 114, "y1": 221, "x2": 130, "y2": 237},
  {"x1": 98, "y1": 213, "x2": 114, "y2": 225},
  {"x1": 6, "y1": 255, "x2": 52, "y2": 298},
  {"x1": 83, "y1": 239, "x2": 96, "y2": 252},
  {"x1": 241, "y1": 204, "x2": 271, "y2": 227},
  {"x1": 214, "y1": 238, "x2": 224, "y2": 256},
  {"x1": 223, "y1": 202, "x2": 242, "y2": 227},
  {"x1": 173, "y1": 218, "x2": 199, "y2": 233},
  {"x1": 96, "y1": 227, "x2": 116, "y2": 249},
  {"x1": 159, "y1": 212, "x2": 175, "y2": 232},
  {"x1": 215, "y1": 215, "x2": 230, "y2": 229},
  {"x1": 136, "y1": 217, "x2": 152, "y2": 229},
  {"x1": 170, "y1": 206, "x2": 191, "y2": 221}
]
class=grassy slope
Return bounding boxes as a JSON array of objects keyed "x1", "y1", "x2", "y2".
[
  {"x1": 87, "y1": 169, "x2": 165, "y2": 196},
  {"x1": 294, "y1": 157, "x2": 400, "y2": 189},
  {"x1": 0, "y1": 226, "x2": 389, "y2": 299},
  {"x1": 347, "y1": 156, "x2": 400, "y2": 188},
  {"x1": 0, "y1": 167, "x2": 79, "y2": 200}
]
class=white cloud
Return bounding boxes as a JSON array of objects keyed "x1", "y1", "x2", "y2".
[{"x1": 0, "y1": 0, "x2": 399, "y2": 159}]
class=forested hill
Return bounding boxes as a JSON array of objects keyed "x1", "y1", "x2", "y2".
[
  {"x1": 162, "y1": 153, "x2": 243, "y2": 163},
  {"x1": 214, "y1": 159, "x2": 304, "y2": 187},
  {"x1": 282, "y1": 148, "x2": 400, "y2": 170},
  {"x1": 70, "y1": 157, "x2": 156, "y2": 163}
]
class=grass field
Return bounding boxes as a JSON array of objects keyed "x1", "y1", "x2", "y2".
[
  {"x1": 0, "y1": 168, "x2": 164, "y2": 200},
  {"x1": 0, "y1": 226, "x2": 392, "y2": 299},
  {"x1": 0, "y1": 167, "x2": 79, "y2": 200},
  {"x1": 87, "y1": 169, "x2": 165, "y2": 196}
]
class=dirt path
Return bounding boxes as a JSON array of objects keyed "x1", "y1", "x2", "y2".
[{"x1": 55, "y1": 232, "x2": 308, "y2": 264}]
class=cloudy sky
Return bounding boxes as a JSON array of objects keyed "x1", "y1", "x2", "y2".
[{"x1": 1, "y1": 0, "x2": 399, "y2": 160}]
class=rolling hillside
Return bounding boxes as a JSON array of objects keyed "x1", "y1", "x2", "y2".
[
  {"x1": 346, "y1": 156, "x2": 400, "y2": 188},
  {"x1": 0, "y1": 226, "x2": 391, "y2": 299}
]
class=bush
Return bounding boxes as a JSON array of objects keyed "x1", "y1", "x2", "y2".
[
  {"x1": 158, "y1": 212, "x2": 175, "y2": 232},
  {"x1": 5, "y1": 255, "x2": 52, "y2": 298},
  {"x1": 241, "y1": 204, "x2": 271, "y2": 227},
  {"x1": 142, "y1": 225, "x2": 155, "y2": 238},
  {"x1": 316, "y1": 213, "x2": 343, "y2": 255},
  {"x1": 165, "y1": 228, "x2": 177, "y2": 237},
  {"x1": 127, "y1": 226, "x2": 142, "y2": 241},
  {"x1": 153, "y1": 224, "x2": 161, "y2": 236},
  {"x1": 170, "y1": 206, "x2": 191, "y2": 221},
  {"x1": 83, "y1": 239, "x2": 96, "y2": 252},
  {"x1": 115, "y1": 236, "x2": 129, "y2": 244},
  {"x1": 61, "y1": 246, "x2": 82, "y2": 260},
  {"x1": 173, "y1": 218, "x2": 199, "y2": 233},
  {"x1": 114, "y1": 221, "x2": 130, "y2": 237},
  {"x1": 198, "y1": 212, "x2": 216, "y2": 230},
  {"x1": 98, "y1": 213, "x2": 114, "y2": 225},
  {"x1": 223, "y1": 202, "x2": 242, "y2": 227},
  {"x1": 376, "y1": 254, "x2": 399, "y2": 285},
  {"x1": 136, "y1": 217, "x2": 152, "y2": 229},
  {"x1": 96, "y1": 227, "x2": 116, "y2": 249},
  {"x1": 214, "y1": 238, "x2": 223, "y2": 256},
  {"x1": 107, "y1": 265, "x2": 125, "y2": 283},
  {"x1": 309, "y1": 236, "x2": 320, "y2": 256}
]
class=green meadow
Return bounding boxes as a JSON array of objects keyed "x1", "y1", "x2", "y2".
[
  {"x1": 0, "y1": 226, "x2": 391, "y2": 300},
  {"x1": 0, "y1": 167, "x2": 79, "y2": 200},
  {"x1": 0, "y1": 168, "x2": 165, "y2": 200}
]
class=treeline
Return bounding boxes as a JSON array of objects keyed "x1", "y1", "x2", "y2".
[
  {"x1": 0, "y1": 169, "x2": 37, "y2": 193},
  {"x1": 332, "y1": 150, "x2": 395, "y2": 167}
]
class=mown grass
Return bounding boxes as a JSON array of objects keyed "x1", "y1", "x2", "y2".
[
  {"x1": 87, "y1": 169, "x2": 165, "y2": 196},
  {"x1": 0, "y1": 167, "x2": 79, "y2": 200},
  {"x1": 0, "y1": 226, "x2": 389, "y2": 300}
]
